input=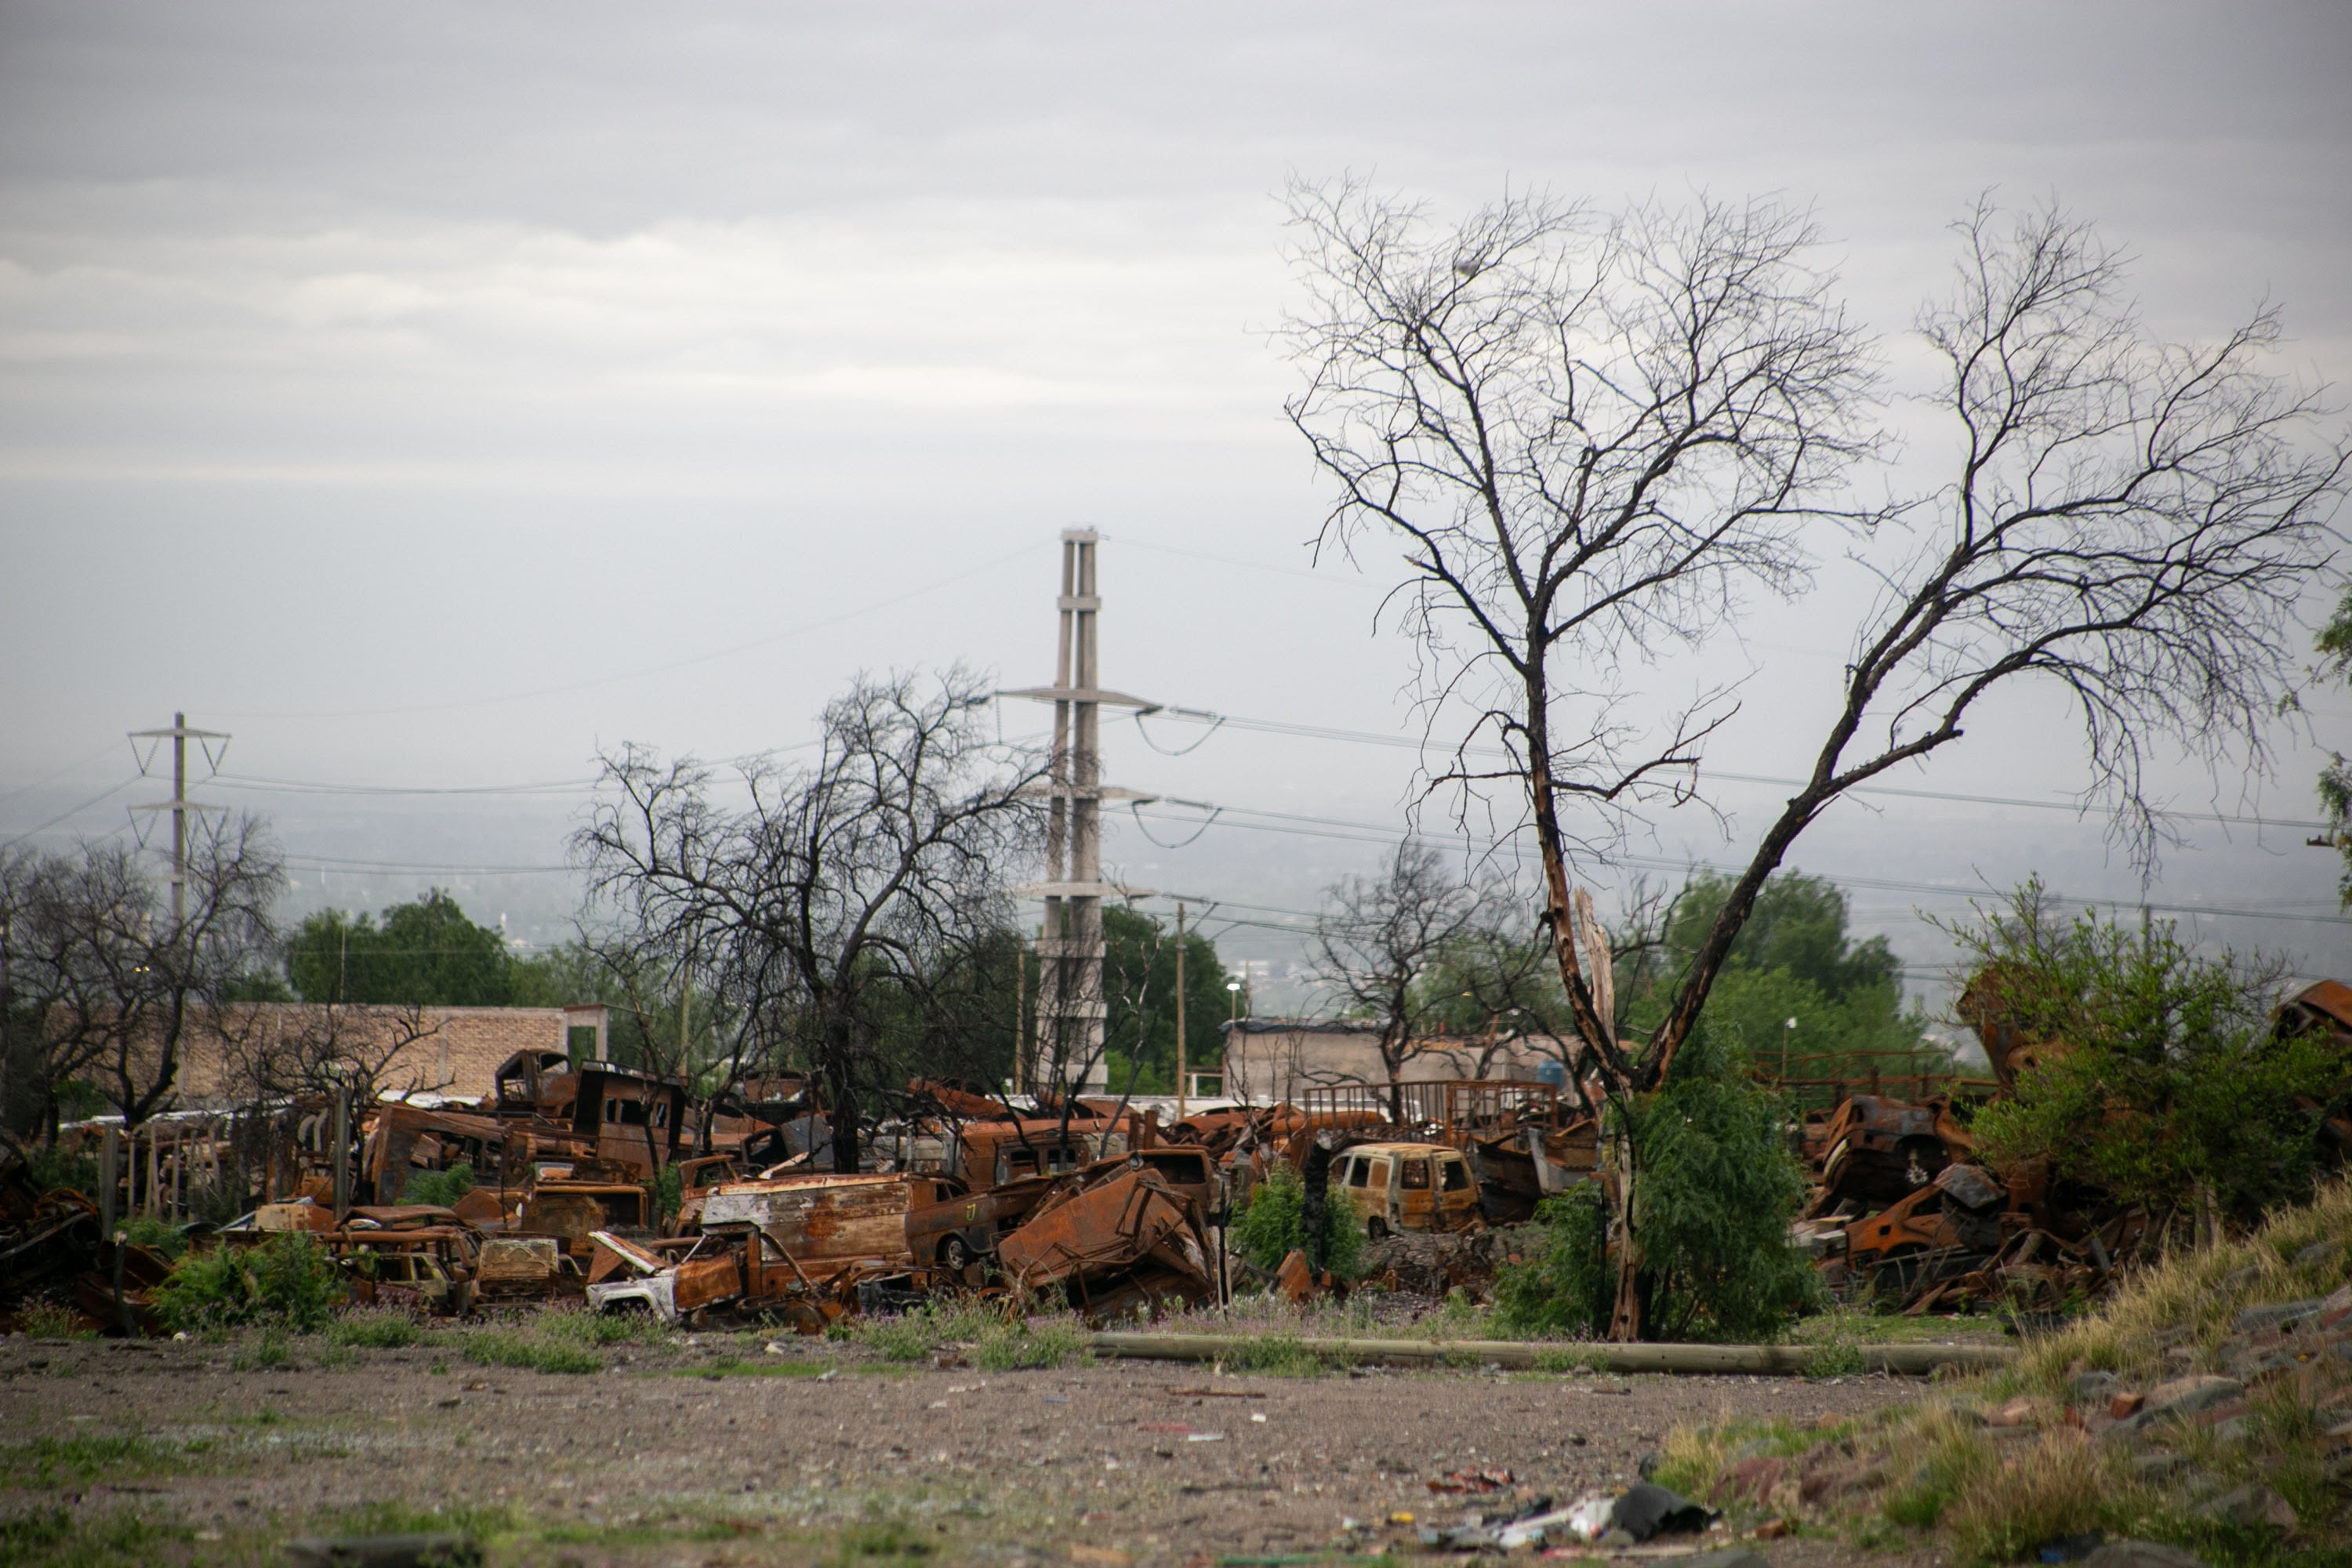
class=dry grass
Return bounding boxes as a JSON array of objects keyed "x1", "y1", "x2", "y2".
[
  {"x1": 1659, "y1": 1177, "x2": 2352, "y2": 1566},
  {"x1": 1942, "y1": 1428, "x2": 2125, "y2": 1563},
  {"x1": 2001, "y1": 1177, "x2": 2352, "y2": 1403}
]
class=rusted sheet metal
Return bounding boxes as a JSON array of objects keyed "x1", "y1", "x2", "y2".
[
  {"x1": 1958, "y1": 967, "x2": 2075, "y2": 1096},
  {"x1": 906, "y1": 1078, "x2": 1015, "y2": 1119},
  {"x1": 996, "y1": 1164, "x2": 1202, "y2": 1292},
  {"x1": 521, "y1": 1182, "x2": 650, "y2": 1254},
  {"x1": 951, "y1": 1118, "x2": 1127, "y2": 1189},
  {"x1": 475, "y1": 1235, "x2": 570, "y2": 1298},
  {"x1": 701, "y1": 1173, "x2": 916, "y2": 1267},
  {"x1": 1813, "y1": 1094, "x2": 1973, "y2": 1213},
  {"x1": 362, "y1": 1103, "x2": 508, "y2": 1206}
]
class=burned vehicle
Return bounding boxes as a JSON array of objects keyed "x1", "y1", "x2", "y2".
[{"x1": 1331, "y1": 1142, "x2": 1481, "y2": 1238}]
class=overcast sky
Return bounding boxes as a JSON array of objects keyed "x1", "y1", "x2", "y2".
[{"x1": 3, "y1": 2, "x2": 2347, "y2": 985}]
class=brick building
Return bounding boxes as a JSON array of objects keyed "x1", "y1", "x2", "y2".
[
  {"x1": 1217, "y1": 1017, "x2": 1563, "y2": 1105},
  {"x1": 136, "y1": 1002, "x2": 609, "y2": 1108}
]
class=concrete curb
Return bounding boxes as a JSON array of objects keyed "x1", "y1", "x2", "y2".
[{"x1": 1087, "y1": 1330, "x2": 2013, "y2": 1377}]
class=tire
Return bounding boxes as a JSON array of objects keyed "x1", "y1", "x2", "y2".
[
  {"x1": 1365, "y1": 1218, "x2": 1389, "y2": 1242},
  {"x1": 939, "y1": 1236, "x2": 971, "y2": 1272}
]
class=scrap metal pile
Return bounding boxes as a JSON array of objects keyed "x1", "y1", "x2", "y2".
[
  {"x1": 11, "y1": 971, "x2": 2347, "y2": 1336},
  {"x1": 1796, "y1": 978, "x2": 2352, "y2": 1316}
]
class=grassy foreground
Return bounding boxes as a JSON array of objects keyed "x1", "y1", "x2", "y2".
[{"x1": 1656, "y1": 1178, "x2": 2352, "y2": 1566}]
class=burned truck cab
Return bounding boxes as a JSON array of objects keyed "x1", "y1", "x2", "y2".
[{"x1": 568, "y1": 1064, "x2": 691, "y2": 1177}]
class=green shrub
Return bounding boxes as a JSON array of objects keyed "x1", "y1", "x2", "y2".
[
  {"x1": 22, "y1": 1141, "x2": 100, "y2": 1196},
  {"x1": 857, "y1": 1312, "x2": 939, "y2": 1363},
  {"x1": 153, "y1": 1235, "x2": 341, "y2": 1332},
  {"x1": 1494, "y1": 1029, "x2": 1817, "y2": 1342},
  {"x1": 1958, "y1": 885, "x2": 2336, "y2": 1222},
  {"x1": 118, "y1": 1216, "x2": 187, "y2": 1258},
  {"x1": 398, "y1": 1162, "x2": 475, "y2": 1207},
  {"x1": 650, "y1": 1163, "x2": 684, "y2": 1224},
  {"x1": 1229, "y1": 1162, "x2": 1365, "y2": 1281}
]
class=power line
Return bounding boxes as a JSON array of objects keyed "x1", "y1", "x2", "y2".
[
  {"x1": 0, "y1": 739, "x2": 129, "y2": 814},
  {"x1": 216, "y1": 773, "x2": 600, "y2": 797},
  {"x1": 1, "y1": 775, "x2": 142, "y2": 848},
  {"x1": 1120, "y1": 800, "x2": 2352, "y2": 928},
  {"x1": 1130, "y1": 707, "x2": 2329, "y2": 834}
]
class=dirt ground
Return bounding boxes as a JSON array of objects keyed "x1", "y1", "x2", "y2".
[{"x1": 0, "y1": 1329, "x2": 1962, "y2": 1566}]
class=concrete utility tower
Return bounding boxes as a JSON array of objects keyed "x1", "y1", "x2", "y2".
[
  {"x1": 129, "y1": 711, "x2": 227, "y2": 923},
  {"x1": 1005, "y1": 531, "x2": 1156, "y2": 1096}
]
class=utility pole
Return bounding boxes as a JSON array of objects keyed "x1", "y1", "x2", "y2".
[
  {"x1": 129, "y1": 712, "x2": 227, "y2": 924},
  {"x1": 1006, "y1": 531, "x2": 1158, "y2": 1098},
  {"x1": 1174, "y1": 901, "x2": 1187, "y2": 1120}
]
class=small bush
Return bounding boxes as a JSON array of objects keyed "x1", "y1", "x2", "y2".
[
  {"x1": 22, "y1": 1142, "x2": 100, "y2": 1196},
  {"x1": 1229, "y1": 1163, "x2": 1365, "y2": 1280},
  {"x1": 1494, "y1": 1029, "x2": 1818, "y2": 1342},
  {"x1": 650, "y1": 1163, "x2": 684, "y2": 1224},
  {"x1": 154, "y1": 1235, "x2": 341, "y2": 1332},
  {"x1": 118, "y1": 1216, "x2": 187, "y2": 1258},
  {"x1": 397, "y1": 1162, "x2": 475, "y2": 1207},
  {"x1": 230, "y1": 1328, "x2": 294, "y2": 1370}
]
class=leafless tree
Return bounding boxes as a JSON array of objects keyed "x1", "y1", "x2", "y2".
[
  {"x1": 0, "y1": 819, "x2": 285, "y2": 1134},
  {"x1": 1311, "y1": 840, "x2": 1491, "y2": 1119},
  {"x1": 224, "y1": 999, "x2": 444, "y2": 1108},
  {"x1": 1287, "y1": 181, "x2": 2345, "y2": 1336},
  {"x1": 575, "y1": 668, "x2": 1047, "y2": 1172}
]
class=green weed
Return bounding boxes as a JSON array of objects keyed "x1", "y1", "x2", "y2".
[
  {"x1": 459, "y1": 1329, "x2": 602, "y2": 1375},
  {"x1": 116, "y1": 1215, "x2": 188, "y2": 1259},
  {"x1": 326, "y1": 1308, "x2": 428, "y2": 1348},
  {"x1": 17, "y1": 1301, "x2": 91, "y2": 1339},
  {"x1": 678, "y1": 1358, "x2": 838, "y2": 1379},
  {"x1": 230, "y1": 1327, "x2": 294, "y2": 1371},
  {"x1": 971, "y1": 1317, "x2": 1085, "y2": 1372},
  {"x1": 1216, "y1": 1330, "x2": 1336, "y2": 1378},
  {"x1": 537, "y1": 1304, "x2": 670, "y2": 1348},
  {"x1": 0, "y1": 1507, "x2": 199, "y2": 1567},
  {"x1": 2, "y1": 1434, "x2": 182, "y2": 1489},
  {"x1": 397, "y1": 1161, "x2": 477, "y2": 1207}
]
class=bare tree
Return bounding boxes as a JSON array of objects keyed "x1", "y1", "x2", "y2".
[
  {"x1": 1287, "y1": 181, "x2": 2345, "y2": 1336},
  {"x1": 1, "y1": 820, "x2": 285, "y2": 1134},
  {"x1": 1311, "y1": 840, "x2": 1490, "y2": 1119},
  {"x1": 576, "y1": 668, "x2": 1047, "y2": 1173},
  {"x1": 225, "y1": 999, "x2": 444, "y2": 1108}
]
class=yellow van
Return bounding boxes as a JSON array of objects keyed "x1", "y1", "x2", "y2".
[{"x1": 1331, "y1": 1142, "x2": 1481, "y2": 1237}]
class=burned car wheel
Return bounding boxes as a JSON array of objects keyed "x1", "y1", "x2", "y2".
[
  {"x1": 1365, "y1": 1218, "x2": 1389, "y2": 1241},
  {"x1": 939, "y1": 1236, "x2": 971, "y2": 1272}
]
